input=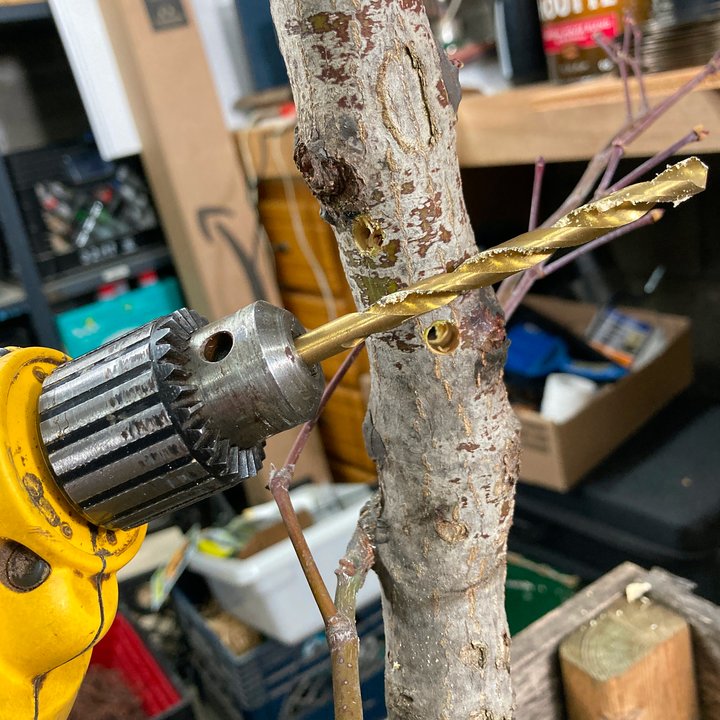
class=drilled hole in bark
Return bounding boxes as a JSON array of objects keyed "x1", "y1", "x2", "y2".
[
  {"x1": 425, "y1": 321, "x2": 459, "y2": 355},
  {"x1": 203, "y1": 331, "x2": 234, "y2": 362},
  {"x1": 352, "y1": 215, "x2": 384, "y2": 253}
]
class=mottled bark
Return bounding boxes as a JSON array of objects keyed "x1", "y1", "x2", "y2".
[{"x1": 270, "y1": 2, "x2": 519, "y2": 718}]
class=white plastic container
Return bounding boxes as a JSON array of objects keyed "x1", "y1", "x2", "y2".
[{"x1": 188, "y1": 484, "x2": 382, "y2": 644}]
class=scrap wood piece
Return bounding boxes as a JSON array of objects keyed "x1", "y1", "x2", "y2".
[{"x1": 560, "y1": 595, "x2": 699, "y2": 720}]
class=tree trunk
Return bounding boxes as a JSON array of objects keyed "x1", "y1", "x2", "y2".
[{"x1": 270, "y1": 3, "x2": 519, "y2": 718}]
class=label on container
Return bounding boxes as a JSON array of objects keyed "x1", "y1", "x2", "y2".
[
  {"x1": 144, "y1": 0, "x2": 188, "y2": 32},
  {"x1": 542, "y1": 13, "x2": 620, "y2": 54}
]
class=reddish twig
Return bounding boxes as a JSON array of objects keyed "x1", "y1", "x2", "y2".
[
  {"x1": 499, "y1": 48, "x2": 719, "y2": 314},
  {"x1": 503, "y1": 209, "x2": 665, "y2": 322},
  {"x1": 281, "y1": 342, "x2": 366, "y2": 469},
  {"x1": 268, "y1": 341, "x2": 367, "y2": 624},
  {"x1": 597, "y1": 142, "x2": 625, "y2": 195},
  {"x1": 542, "y1": 209, "x2": 664, "y2": 277},
  {"x1": 269, "y1": 466, "x2": 337, "y2": 622},
  {"x1": 619, "y1": 49, "x2": 720, "y2": 148},
  {"x1": 529, "y1": 157, "x2": 545, "y2": 232},
  {"x1": 270, "y1": 343, "x2": 370, "y2": 720},
  {"x1": 628, "y1": 16, "x2": 649, "y2": 112},
  {"x1": 620, "y1": 26, "x2": 633, "y2": 121},
  {"x1": 607, "y1": 126, "x2": 708, "y2": 193},
  {"x1": 594, "y1": 33, "x2": 633, "y2": 121}
]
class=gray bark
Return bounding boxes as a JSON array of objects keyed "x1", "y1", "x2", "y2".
[{"x1": 270, "y1": 2, "x2": 519, "y2": 718}]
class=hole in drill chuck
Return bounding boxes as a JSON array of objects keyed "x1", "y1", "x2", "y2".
[{"x1": 202, "y1": 331, "x2": 234, "y2": 363}]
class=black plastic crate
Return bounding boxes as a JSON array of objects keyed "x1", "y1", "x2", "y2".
[
  {"x1": 4, "y1": 140, "x2": 163, "y2": 279},
  {"x1": 173, "y1": 589, "x2": 386, "y2": 720}
]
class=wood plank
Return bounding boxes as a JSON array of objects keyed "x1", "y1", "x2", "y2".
[
  {"x1": 237, "y1": 66, "x2": 720, "y2": 179},
  {"x1": 646, "y1": 568, "x2": 720, "y2": 719}
]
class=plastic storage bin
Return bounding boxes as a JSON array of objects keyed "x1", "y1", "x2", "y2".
[
  {"x1": 89, "y1": 613, "x2": 195, "y2": 719},
  {"x1": 56, "y1": 277, "x2": 184, "y2": 356},
  {"x1": 188, "y1": 484, "x2": 382, "y2": 644},
  {"x1": 174, "y1": 589, "x2": 385, "y2": 720}
]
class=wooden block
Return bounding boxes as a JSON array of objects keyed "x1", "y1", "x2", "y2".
[{"x1": 560, "y1": 596, "x2": 699, "y2": 720}]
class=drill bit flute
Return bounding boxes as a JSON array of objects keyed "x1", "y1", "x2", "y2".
[{"x1": 295, "y1": 157, "x2": 707, "y2": 365}]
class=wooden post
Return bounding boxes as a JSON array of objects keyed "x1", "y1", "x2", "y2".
[{"x1": 560, "y1": 596, "x2": 699, "y2": 720}]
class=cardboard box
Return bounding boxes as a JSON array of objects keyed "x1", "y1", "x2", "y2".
[
  {"x1": 516, "y1": 295, "x2": 692, "y2": 492},
  {"x1": 98, "y1": 0, "x2": 330, "y2": 497}
]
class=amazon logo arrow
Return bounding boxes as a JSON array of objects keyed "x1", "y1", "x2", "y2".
[{"x1": 197, "y1": 206, "x2": 268, "y2": 302}]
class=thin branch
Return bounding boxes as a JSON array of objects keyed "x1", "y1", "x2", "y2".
[
  {"x1": 619, "y1": 49, "x2": 720, "y2": 148},
  {"x1": 542, "y1": 208, "x2": 664, "y2": 277},
  {"x1": 268, "y1": 342, "x2": 367, "y2": 624},
  {"x1": 336, "y1": 493, "x2": 380, "y2": 616},
  {"x1": 529, "y1": 157, "x2": 545, "y2": 232},
  {"x1": 620, "y1": 27, "x2": 633, "y2": 121},
  {"x1": 330, "y1": 495, "x2": 380, "y2": 720},
  {"x1": 269, "y1": 466, "x2": 338, "y2": 622},
  {"x1": 594, "y1": 33, "x2": 632, "y2": 121},
  {"x1": 500, "y1": 264, "x2": 539, "y2": 323},
  {"x1": 628, "y1": 16, "x2": 648, "y2": 112},
  {"x1": 596, "y1": 142, "x2": 625, "y2": 196},
  {"x1": 282, "y1": 342, "x2": 366, "y2": 468},
  {"x1": 606, "y1": 126, "x2": 708, "y2": 193},
  {"x1": 502, "y1": 48, "x2": 719, "y2": 307},
  {"x1": 328, "y1": 613, "x2": 364, "y2": 720},
  {"x1": 502, "y1": 209, "x2": 665, "y2": 321}
]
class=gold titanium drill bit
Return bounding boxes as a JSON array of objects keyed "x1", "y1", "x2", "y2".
[{"x1": 294, "y1": 157, "x2": 707, "y2": 365}]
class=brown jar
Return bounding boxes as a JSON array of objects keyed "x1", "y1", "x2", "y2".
[{"x1": 538, "y1": 0, "x2": 651, "y2": 82}]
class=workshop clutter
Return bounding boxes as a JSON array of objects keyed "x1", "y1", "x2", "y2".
[
  {"x1": 509, "y1": 295, "x2": 692, "y2": 491},
  {"x1": 4, "y1": 142, "x2": 162, "y2": 280},
  {"x1": 74, "y1": 613, "x2": 194, "y2": 720},
  {"x1": 187, "y1": 483, "x2": 382, "y2": 644},
  {"x1": 511, "y1": 563, "x2": 720, "y2": 719},
  {"x1": 173, "y1": 590, "x2": 386, "y2": 720}
]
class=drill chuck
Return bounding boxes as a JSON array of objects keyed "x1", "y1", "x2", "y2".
[{"x1": 38, "y1": 302, "x2": 324, "y2": 530}]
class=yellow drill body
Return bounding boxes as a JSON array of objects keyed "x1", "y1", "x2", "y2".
[{"x1": 0, "y1": 348, "x2": 145, "y2": 720}]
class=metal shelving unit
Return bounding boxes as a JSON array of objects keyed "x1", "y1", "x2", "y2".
[
  {"x1": 0, "y1": 2, "x2": 51, "y2": 24},
  {"x1": 0, "y1": 6, "x2": 176, "y2": 349},
  {"x1": 43, "y1": 246, "x2": 172, "y2": 304},
  {"x1": 0, "y1": 155, "x2": 61, "y2": 346}
]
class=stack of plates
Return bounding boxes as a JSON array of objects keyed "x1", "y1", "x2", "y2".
[{"x1": 641, "y1": 1, "x2": 720, "y2": 72}]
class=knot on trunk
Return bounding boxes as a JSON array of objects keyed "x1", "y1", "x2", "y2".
[{"x1": 294, "y1": 142, "x2": 364, "y2": 223}]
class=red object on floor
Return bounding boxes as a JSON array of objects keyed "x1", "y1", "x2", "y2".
[{"x1": 90, "y1": 614, "x2": 182, "y2": 717}]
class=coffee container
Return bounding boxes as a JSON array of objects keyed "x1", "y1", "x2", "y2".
[{"x1": 538, "y1": 0, "x2": 651, "y2": 82}]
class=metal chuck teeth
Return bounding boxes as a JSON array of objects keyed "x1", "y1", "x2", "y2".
[
  {"x1": 38, "y1": 308, "x2": 267, "y2": 530},
  {"x1": 151, "y1": 312, "x2": 265, "y2": 481}
]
